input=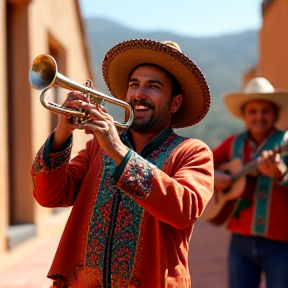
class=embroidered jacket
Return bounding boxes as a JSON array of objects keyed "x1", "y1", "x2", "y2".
[
  {"x1": 32, "y1": 127, "x2": 213, "y2": 288},
  {"x1": 213, "y1": 129, "x2": 288, "y2": 241}
]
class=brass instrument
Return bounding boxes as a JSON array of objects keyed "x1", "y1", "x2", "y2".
[{"x1": 29, "y1": 54, "x2": 134, "y2": 129}]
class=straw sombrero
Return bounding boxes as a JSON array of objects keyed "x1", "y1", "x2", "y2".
[
  {"x1": 102, "y1": 39, "x2": 211, "y2": 128},
  {"x1": 224, "y1": 77, "x2": 288, "y2": 125}
]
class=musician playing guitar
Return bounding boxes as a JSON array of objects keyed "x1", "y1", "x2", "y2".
[{"x1": 208, "y1": 77, "x2": 288, "y2": 288}]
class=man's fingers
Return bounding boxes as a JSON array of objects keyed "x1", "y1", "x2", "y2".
[{"x1": 64, "y1": 92, "x2": 90, "y2": 106}]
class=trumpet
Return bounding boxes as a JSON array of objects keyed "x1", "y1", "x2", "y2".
[{"x1": 29, "y1": 54, "x2": 134, "y2": 129}]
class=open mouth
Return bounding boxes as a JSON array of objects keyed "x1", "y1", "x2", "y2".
[{"x1": 134, "y1": 105, "x2": 150, "y2": 111}]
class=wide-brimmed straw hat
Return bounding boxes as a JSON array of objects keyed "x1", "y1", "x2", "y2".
[
  {"x1": 224, "y1": 77, "x2": 288, "y2": 125},
  {"x1": 102, "y1": 39, "x2": 211, "y2": 128}
]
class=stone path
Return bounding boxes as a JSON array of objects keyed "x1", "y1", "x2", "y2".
[{"x1": 0, "y1": 217, "x2": 230, "y2": 288}]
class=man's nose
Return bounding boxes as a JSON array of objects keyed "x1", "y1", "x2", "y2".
[
  {"x1": 134, "y1": 86, "x2": 146, "y2": 100},
  {"x1": 257, "y1": 111, "x2": 266, "y2": 120}
]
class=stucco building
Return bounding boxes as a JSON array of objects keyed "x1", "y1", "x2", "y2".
[
  {"x1": 244, "y1": 0, "x2": 288, "y2": 130},
  {"x1": 0, "y1": 0, "x2": 93, "y2": 262}
]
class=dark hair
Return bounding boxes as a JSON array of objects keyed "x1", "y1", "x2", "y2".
[{"x1": 129, "y1": 63, "x2": 182, "y2": 98}]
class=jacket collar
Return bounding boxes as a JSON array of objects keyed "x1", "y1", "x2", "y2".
[{"x1": 120, "y1": 127, "x2": 173, "y2": 157}]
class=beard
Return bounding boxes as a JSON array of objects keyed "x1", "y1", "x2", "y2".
[{"x1": 129, "y1": 99, "x2": 172, "y2": 133}]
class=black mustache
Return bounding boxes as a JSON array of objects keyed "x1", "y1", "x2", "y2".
[{"x1": 130, "y1": 100, "x2": 155, "y2": 109}]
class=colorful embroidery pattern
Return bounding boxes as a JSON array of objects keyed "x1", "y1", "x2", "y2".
[
  {"x1": 85, "y1": 131, "x2": 187, "y2": 285},
  {"x1": 32, "y1": 146, "x2": 46, "y2": 181},
  {"x1": 31, "y1": 144, "x2": 72, "y2": 191},
  {"x1": 85, "y1": 155, "x2": 144, "y2": 285},
  {"x1": 252, "y1": 130, "x2": 286, "y2": 235},
  {"x1": 117, "y1": 133, "x2": 186, "y2": 200},
  {"x1": 253, "y1": 176, "x2": 272, "y2": 235},
  {"x1": 32, "y1": 144, "x2": 71, "y2": 173},
  {"x1": 117, "y1": 152, "x2": 155, "y2": 200}
]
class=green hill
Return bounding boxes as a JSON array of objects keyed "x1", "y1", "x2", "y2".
[{"x1": 84, "y1": 17, "x2": 258, "y2": 148}]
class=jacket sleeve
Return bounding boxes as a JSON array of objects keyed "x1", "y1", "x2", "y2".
[
  {"x1": 31, "y1": 134, "x2": 96, "y2": 207},
  {"x1": 113, "y1": 139, "x2": 214, "y2": 229}
]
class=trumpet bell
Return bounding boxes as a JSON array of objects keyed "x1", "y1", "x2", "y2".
[{"x1": 29, "y1": 54, "x2": 58, "y2": 90}]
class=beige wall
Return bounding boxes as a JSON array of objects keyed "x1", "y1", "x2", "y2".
[
  {"x1": 259, "y1": 0, "x2": 288, "y2": 130},
  {"x1": 29, "y1": 0, "x2": 93, "y2": 156},
  {"x1": 243, "y1": 0, "x2": 288, "y2": 130},
  {"x1": 0, "y1": 0, "x2": 9, "y2": 253},
  {"x1": 259, "y1": 0, "x2": 288, "y2": 90},
  {"x1": 0, "y1": 0, "x2": 94, "y2": 257},
  {"x1": 29, "y1": 0, "x2": 93, "y2": 236}
]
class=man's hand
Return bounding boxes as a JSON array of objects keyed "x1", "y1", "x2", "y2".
[
  {"x1": 52, "y1": 91, "x2": 89, "y2": 151},
  {"x1": 77, "y1": 101, "x2": 129, "y2": 165},
  {"x1": 257, "y1": 150, "x2": 288, "y2": 181},
  {"x1": 214, "y1": 170, "x2": 233, "y2": 191}
]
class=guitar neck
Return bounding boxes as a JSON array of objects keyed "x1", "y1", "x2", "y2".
[
  {"x1": 232, "y1": 159, "x2": 258, "y2": 181},
  {"x1": 232, "y1": 141, "x2": 288, "y2": 182}
]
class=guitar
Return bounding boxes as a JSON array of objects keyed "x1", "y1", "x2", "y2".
[{"x1": 202, "y1": 140, "x2": 288, "y2": 226}]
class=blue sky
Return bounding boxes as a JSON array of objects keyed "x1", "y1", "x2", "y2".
[{"x1": 78, "y1": 0, "x2": 263, "y2": 37}]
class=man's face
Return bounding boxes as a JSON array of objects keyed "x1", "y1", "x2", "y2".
[
  {"x1": 126, "y1": 65, "x2": 174, "y2": 133},
  {"x1": 242, "y1": 100, "x2": 278, "y2": 136}
]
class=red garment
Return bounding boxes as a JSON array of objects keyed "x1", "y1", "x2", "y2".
[
  {"x1": 213, "y1": 133, "x2": 288, "y2": 241},
  {"x1": 32, "y1": 130, "x2": 213, "y2": 287}
]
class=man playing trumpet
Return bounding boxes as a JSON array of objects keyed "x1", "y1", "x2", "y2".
[{"x1": 31, "y1": 39, "x2": 213, "y2": 288}]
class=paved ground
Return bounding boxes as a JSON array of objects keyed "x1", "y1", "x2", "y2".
[
  {"x1": 0, "y1": 236, "x2": 59, "y2": 288},
  {"x1": 0, "y1": 216, "x2": 230, "y2": 288},
  {"x1": 189, "y1": 218, "x2": 230, "y2": 288}
]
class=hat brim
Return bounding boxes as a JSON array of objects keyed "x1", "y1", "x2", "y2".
[
  {"x1": 224, "y1": 91, "x2": 288, "y2": 122},
  {"x1": 102, "y1": 39, "x2": 211, "y2": 128}
]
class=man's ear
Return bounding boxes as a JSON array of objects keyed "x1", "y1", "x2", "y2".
[{"x1": 171, "y1": 94, "x2": 183, "y2": 114}]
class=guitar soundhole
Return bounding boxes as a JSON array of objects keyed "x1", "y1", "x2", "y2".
[{"x1": 223, "y1": 187, "x2": 230, "y2": 194}]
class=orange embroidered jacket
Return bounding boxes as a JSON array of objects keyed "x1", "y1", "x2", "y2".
[{"x1": 31, "y1": 127, "x2": 213, "y2": 288}]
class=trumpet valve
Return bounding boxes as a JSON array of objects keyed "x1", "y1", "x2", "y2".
[{"x1": 70, "y1": 116, "x2": 86, "y2": 125}]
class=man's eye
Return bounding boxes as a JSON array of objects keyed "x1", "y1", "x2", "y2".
[
  {"x1": 150, "y1": 84, "x2": 160, "y2": 89},
  {"x1": 129, "y1": 83, "x2": 138, "y2": 89}
]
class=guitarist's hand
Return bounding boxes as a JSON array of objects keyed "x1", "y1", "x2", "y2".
[
  {"x1": 214, "y1": 170, "x2": 233, "y2": 190},
  {"x1": 257, "y1": 150, "x2": 288, "y2": 181}
]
